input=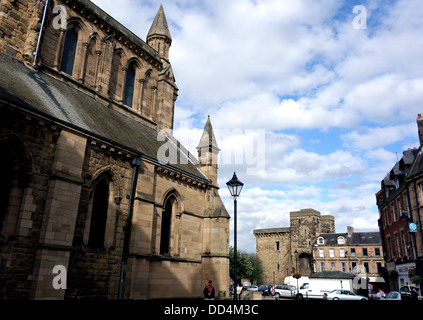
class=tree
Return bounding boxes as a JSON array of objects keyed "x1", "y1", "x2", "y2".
[{"x1": 229, "y1": 247, "x2": 263, "y2": 285}]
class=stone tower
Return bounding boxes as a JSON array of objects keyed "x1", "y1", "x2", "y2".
[
  {"x1": 146, "y1": 5, "x2": 178, "y2": 131},
  {"x1": 254, "y1": 208, "x2": 335, "y2": 283},
  {"x1": 290, "y1": 209, "x2": 335, "y2": 276},
  {"x1": 196, "y1": 116, "x2": 220, "y2": 186}
]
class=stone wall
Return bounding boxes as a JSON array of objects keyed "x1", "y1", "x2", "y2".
[{"x1": 254, "y1": 209, "x2": 335, "y2": 284}]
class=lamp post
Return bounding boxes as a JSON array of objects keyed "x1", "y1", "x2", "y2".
[{"x1": 226, "y1": 172, "x2": 244, "y2": 301}]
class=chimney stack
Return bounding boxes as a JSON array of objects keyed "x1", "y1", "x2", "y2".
[
  {"x1": 347, "y1": 226, "x2": 354, "y2": 237},
  {"x1": 417, "y1": 114, "x2": 423, "y2": 147}
]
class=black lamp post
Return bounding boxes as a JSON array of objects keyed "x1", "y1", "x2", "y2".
[{"x1": 226, "y1": 172, "x2": 244, "y2": 300}]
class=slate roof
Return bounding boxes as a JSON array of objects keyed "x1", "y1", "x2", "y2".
[
  {"x1": 316, "y1": 231, "x2": 381, "y2": 245},
  {"x1": 0, "y1": 52, "x2": 208, "y2": 182},
  {"x1": 408, "y1": 148, "x2": 423, "y2": 179}
]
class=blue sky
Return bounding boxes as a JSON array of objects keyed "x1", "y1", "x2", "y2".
[{"x1": 92, "y1": 0, "x2": 423, "y2": 253}]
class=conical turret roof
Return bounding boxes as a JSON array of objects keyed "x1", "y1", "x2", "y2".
[
  {"x1": 197, "y1": 115, "x2": 220, "y2": 151},
  {"x1": 147, "y1": 4, "x2": 172, "y2": 41}
]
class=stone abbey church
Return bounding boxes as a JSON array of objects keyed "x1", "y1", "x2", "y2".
[{"x1": 0, "y1": 0, "x2": 230, "y2": 299}]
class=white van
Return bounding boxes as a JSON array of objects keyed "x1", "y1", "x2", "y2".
[{"x1": 298, "y1": 278, "x2": 354, "y2": 299}]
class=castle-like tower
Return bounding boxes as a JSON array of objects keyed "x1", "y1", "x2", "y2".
[{"x1": 254, "y1": 209, "x2": 334, "y2": 284}]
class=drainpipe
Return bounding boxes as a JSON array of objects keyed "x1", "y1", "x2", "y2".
[
  {"x1": 118, "y1": 157, "x2": 142, "y2": 300},
  {"x1": 33, "y1": 0, "x2": 50, "y2": 68}
]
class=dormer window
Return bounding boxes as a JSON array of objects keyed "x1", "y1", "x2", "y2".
[
  {"x1": 317, "y1": 237, "x2": 324, "y2": 245},
  {"x1": 337, "y1": 236, "x2": 345, "y2": 245}
]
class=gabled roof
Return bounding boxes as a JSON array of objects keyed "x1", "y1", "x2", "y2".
[
  {"x1": 147, "y1": 5, "x2": 172, "y2": 41},
  {"x1": 0, "y1": 52, "x2": 207, "y2": 182}
]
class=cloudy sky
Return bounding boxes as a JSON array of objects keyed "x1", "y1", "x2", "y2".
[{"x1": 92, "y1": 0, "x2": 423, "y2": 253}]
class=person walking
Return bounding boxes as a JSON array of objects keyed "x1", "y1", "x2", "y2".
[{"x1": 203, "y1": 280, "x2": 215, "y2": 300}]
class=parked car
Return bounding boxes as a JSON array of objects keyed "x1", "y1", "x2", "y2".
[
  {"x1": 272, "y1": 285, "x2": 297, "y2": 299},
  {"x1": 399, "y1": 286, "x2": 421, "y2": 300},
  {"x1": 381, "y1": 291, "x2": 402, "y2": 300},
  {"x1": 243, "y1": 285, "x2": 258, "y2": 292},
  {"x1": 258, "y1": 285, "x2": 273, "y2": 296},
  {"x1": 323, "y1": 289, "x2": 368, "y2": 300}
]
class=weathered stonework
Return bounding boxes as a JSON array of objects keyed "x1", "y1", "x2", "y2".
[
  {"x1": 254, "y1": 209, "x2": 335, "y2": 284},
  {"x1": 0, "y1": 0, "x2": 229, "y2": 300}
]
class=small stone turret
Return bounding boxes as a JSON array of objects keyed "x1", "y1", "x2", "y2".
[
  {"x1": 147, "y1": 5, "x2": 172, "y2": 60},
  {"x1": 196, "y1": 115, "x2": 220, "y2": 186}
]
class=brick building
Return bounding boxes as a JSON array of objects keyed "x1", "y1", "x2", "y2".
[
  {"x1": 0, "y1": 0, "x2": 229, "y2": 300},
  {"x1": 376, "y1": 115, "x2": 423, "y2": 292}
]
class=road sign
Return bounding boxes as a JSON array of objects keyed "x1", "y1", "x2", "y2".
[{"x1": 408, "y1": 222, "x2": 418, "y2": 233}]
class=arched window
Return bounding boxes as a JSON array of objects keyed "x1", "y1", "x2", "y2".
[
  {"x1": 123, "y1": 63, "x2": 135, "y2": 107},
  {"x1": 0, "y1": 138, "x2": 28, "y2": 240},
  {"x1": 0, "y1": 155, "x2": 14, "y2": 236},
  {"x1": 160, "y1": 196, "x2": 175, "y2": 255},
  {"x1": 109, "y1": 50, "x2": 122, "y2": 99},
  {"x1": 83, "y1": 37, "x2": 97, "y2": 87},
  {"x1": 88, "y1": 179, "x2": 109, "y2": 247},
  {"x1": 60, "y1": 28, "x2": 78, "y2": 76},
  {"x1": 141, "y1": 71, "x2": 152, "y2": 117}
]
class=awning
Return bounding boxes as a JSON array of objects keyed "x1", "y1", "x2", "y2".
[{"x1": 368, "y1": 276, "x2": 385, "y2": 283}]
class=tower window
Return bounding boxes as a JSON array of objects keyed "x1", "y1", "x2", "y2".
[{"x1": 60, "y1": 28, "x2": 78, "y2": 76}]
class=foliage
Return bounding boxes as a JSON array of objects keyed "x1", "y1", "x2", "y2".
[
  {"x1": 293, "y1": 272, "x2": 302, "y2": 279},
  {"x1": 411, "y1": 275, "x2": 422, "y2": 285},
  {"x1": 229, "y1": 247, "x2": 263, "y2": 285}
]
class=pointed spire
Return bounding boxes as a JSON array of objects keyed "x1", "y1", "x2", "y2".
[
  {"x1": 196, "y1": 116, "x2": 220, "y2": 186},
  {"x1": 147, "y1": 4, "x2": 172, "y2": 42},
  {"x1": 197, "y1": 115, "x2": 220, "y2": 151}
]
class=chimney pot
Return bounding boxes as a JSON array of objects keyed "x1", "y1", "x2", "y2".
[{"x1": 417, "y1": 114, "x2": 423, "y2": 147}]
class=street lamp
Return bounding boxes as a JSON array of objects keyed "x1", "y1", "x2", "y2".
[{"x1": 226, "y1": 172, "x2": 244, "y2": 300}]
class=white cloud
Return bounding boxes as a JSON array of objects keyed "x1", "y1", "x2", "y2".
[
  {"x1": 89, "y1": 0, "x2": 423, "y2": 253},
  {"x1": 342, "y1": 123, "x2": 417, "y2": 150}
]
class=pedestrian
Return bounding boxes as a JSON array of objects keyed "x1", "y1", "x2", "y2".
[
  {"x1": 410, "y1": 286, "x2": 419, "y2": 301},
  {"x1": 376, "y1": 289, "x2": 385, "y2": 300},
  {"x1": 203, "y1": 280, "x2": 215, "y2": 300}
]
